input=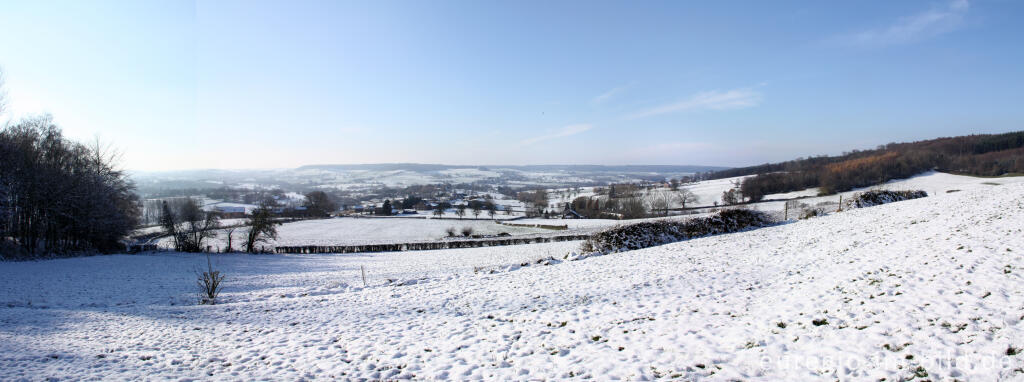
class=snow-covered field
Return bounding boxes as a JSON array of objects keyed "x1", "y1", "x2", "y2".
[
  {"x1": 2, "y1": 182, "x2": 1024, "y2": 380},
  {"x1": 157, "y1": 217, "x2": 551, "y2": 249}
]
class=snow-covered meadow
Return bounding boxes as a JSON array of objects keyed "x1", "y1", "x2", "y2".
[
  {"x1": 157, "y1": 217, "x2": 552, "y2": 250},
  {"x1": 2, "y1": 181, "x2": 1024, "y2": 380}
]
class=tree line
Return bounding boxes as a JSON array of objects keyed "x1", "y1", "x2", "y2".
[
  {"x1": 732, "y1": 131, "x2": 1024, "y2": 202},
  {"x1": 0, "y1": 116, "x2": 140, "y2": 257}
]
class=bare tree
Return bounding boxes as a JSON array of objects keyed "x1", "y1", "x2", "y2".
[
  {"x1": 245, "y1": 202, "x2": 280, "y2": 253},
  {"x1": 433, "y1": 203, "x2": 445, "y2": 218},
  {"x1": 646, "y1": 189, "x2": 672, "y2": 216},
  {"x1": 160, "y1": 197, "x2": 219, "y2": 252},
  {"x1": 487, "y1": 203, "x2": 496, "y2": 219},
  {"x1": 675, "y1": 188, "x2": 699, "y2": 209},
  {"x1": 471, "y1": 204, "x2": 481, "y2": 219},
  {"x1": 223, "y1": 226, "x2": 237, "y2": 252},
  {"x1": 455, "y1": 204, "x2": 466, "y2": 219},
  {"x1": 730, "y1": 179, "x2": 744, "y2": 202},
  {"x1": 721, "y1": 189, "x2": 740, "y2": 205}
]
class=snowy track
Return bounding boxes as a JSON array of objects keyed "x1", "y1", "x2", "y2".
[{"x1": 2, "y1": 184, "x2": 1024, "y2": 380}]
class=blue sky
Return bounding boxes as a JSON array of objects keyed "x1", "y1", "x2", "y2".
[{"x1": 1, "y1": 0, "x2": 1022, "y2": 171}]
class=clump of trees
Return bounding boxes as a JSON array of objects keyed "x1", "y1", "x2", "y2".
[
  {"x1": 160, "y1": 198, "x2": 220, "y2": 252},
  {"x1": 570, "y1": 196, "x2": 613, "y2": 218},
  {"x1": 375, "y1": 199, "x2": 393, "y2": 216},
  {"x1": 0, "y1": 116, "x2": 140, "y2": 257},
  {"x1": 517, "y1": 189, "x2": 549, "y2": 209},
  {"x1": 303, "y1": 191, "x2": 337, "y2": 217}
]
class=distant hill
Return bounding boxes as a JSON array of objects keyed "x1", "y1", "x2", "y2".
[
  {"x1": 132, "y1": 163, "x2": 728, "y2": 197},
  {"x1": 297, "y1": 164, "x2": 727, "y2": 174},
  {"x1": 708, "y1": 131, "x2": 1024, "y2": 201}
]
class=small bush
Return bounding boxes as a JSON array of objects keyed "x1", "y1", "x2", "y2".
[
  {"x1": 197, "y1": 255, "x2": 225, "y2": 305},
  {"x1": 1008, "y1": 346, "x2": 1021, "y2": 356},
  {"x1": 461, "y1": 227, "x2": 474, "y2": 237},
  {"x1": 581, "y1": 209, "x2": 774, "y2": 254},
  {"x1": 799, "y1": 206, "x2": 828, "y2": 219},
  {"x1": 445, "y1": 227, "x2": 456, "y2": 237},
  {"x1": 851, "y1": 190, "x2": 927, "y2": 208}
]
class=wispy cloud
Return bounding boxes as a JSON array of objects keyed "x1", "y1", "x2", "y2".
[
  {"x1": 521, "y1": 124, "x2": 593, "y2": 145},
  {"x1": 592, "y1": 83, "x2": 632, "y2": 104},
  {"x1": 627, "y1": 88, "x2": 761, "y2": 119},
  {"x1": 842, "y1": 0, "x2": 969, "y2": 46}
]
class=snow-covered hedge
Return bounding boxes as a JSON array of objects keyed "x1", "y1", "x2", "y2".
[
  {"x1": 851, "y1": 190, "x2": 927, "y2": 208},
  {"x1": 583, "y1": 209, "x2": 775, "y2": 254}
]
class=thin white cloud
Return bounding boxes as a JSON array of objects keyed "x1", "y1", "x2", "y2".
[
  {"x1": 844, "y1": 0, "x2": 969, "y2": 46},
  {"x1": 592, "y1": 83, "x2": 631, "y2": 104},
  {"x1": 521, "y1": 124, "x2": 593, "y2": 145},
  {"x1": 627, "y1": 88, "x2": 761, "y2": 119}
]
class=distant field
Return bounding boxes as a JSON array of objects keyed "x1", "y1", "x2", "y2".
[
  {"x1": 150, "y1": 171, "x2": 1024, "y2": 251},
  {"x1": 158, "y1": 217, "x2": 551, "y2": 249}
]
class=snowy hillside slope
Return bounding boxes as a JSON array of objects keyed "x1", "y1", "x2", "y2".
[{"x1": 2, "y1": 183, "x2": 1023, "y2": 380}]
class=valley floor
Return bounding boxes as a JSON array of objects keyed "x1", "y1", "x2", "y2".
[{"x1": 2, "y1": 183, "x2": 1023, "y2": 380}]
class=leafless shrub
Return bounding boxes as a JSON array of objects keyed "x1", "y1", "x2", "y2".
[
  {"x1": 461, "y1": 226, "x2": 474, "y2": 237},
  {"x1": 197, "y1": 254, "x2": 225, "y2": 305}
]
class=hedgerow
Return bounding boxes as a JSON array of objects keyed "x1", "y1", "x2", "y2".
[
  {"x1": 850, "y1": 190, "x2": 928, "y2": 208},
  {"x1": 582, "y1": 209, "x2": 775, "y2": 254}
]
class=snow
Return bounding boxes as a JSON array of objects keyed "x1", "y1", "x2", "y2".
[
  {"x1": 2, "y1": 181, "x2": 1024, "y2": 379},
  {"x1": 685, "y1": 176, "x2": 749, "y2": 207},
  {"x1": 202, "y1": 201, "x2": 259, "y2": 214},
  {"x1": 763, "y1": 187, "x2": 821, "y2": 200},
  {"x1": 157, "y1": 217, "x2": 551, "y2": 249}
]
